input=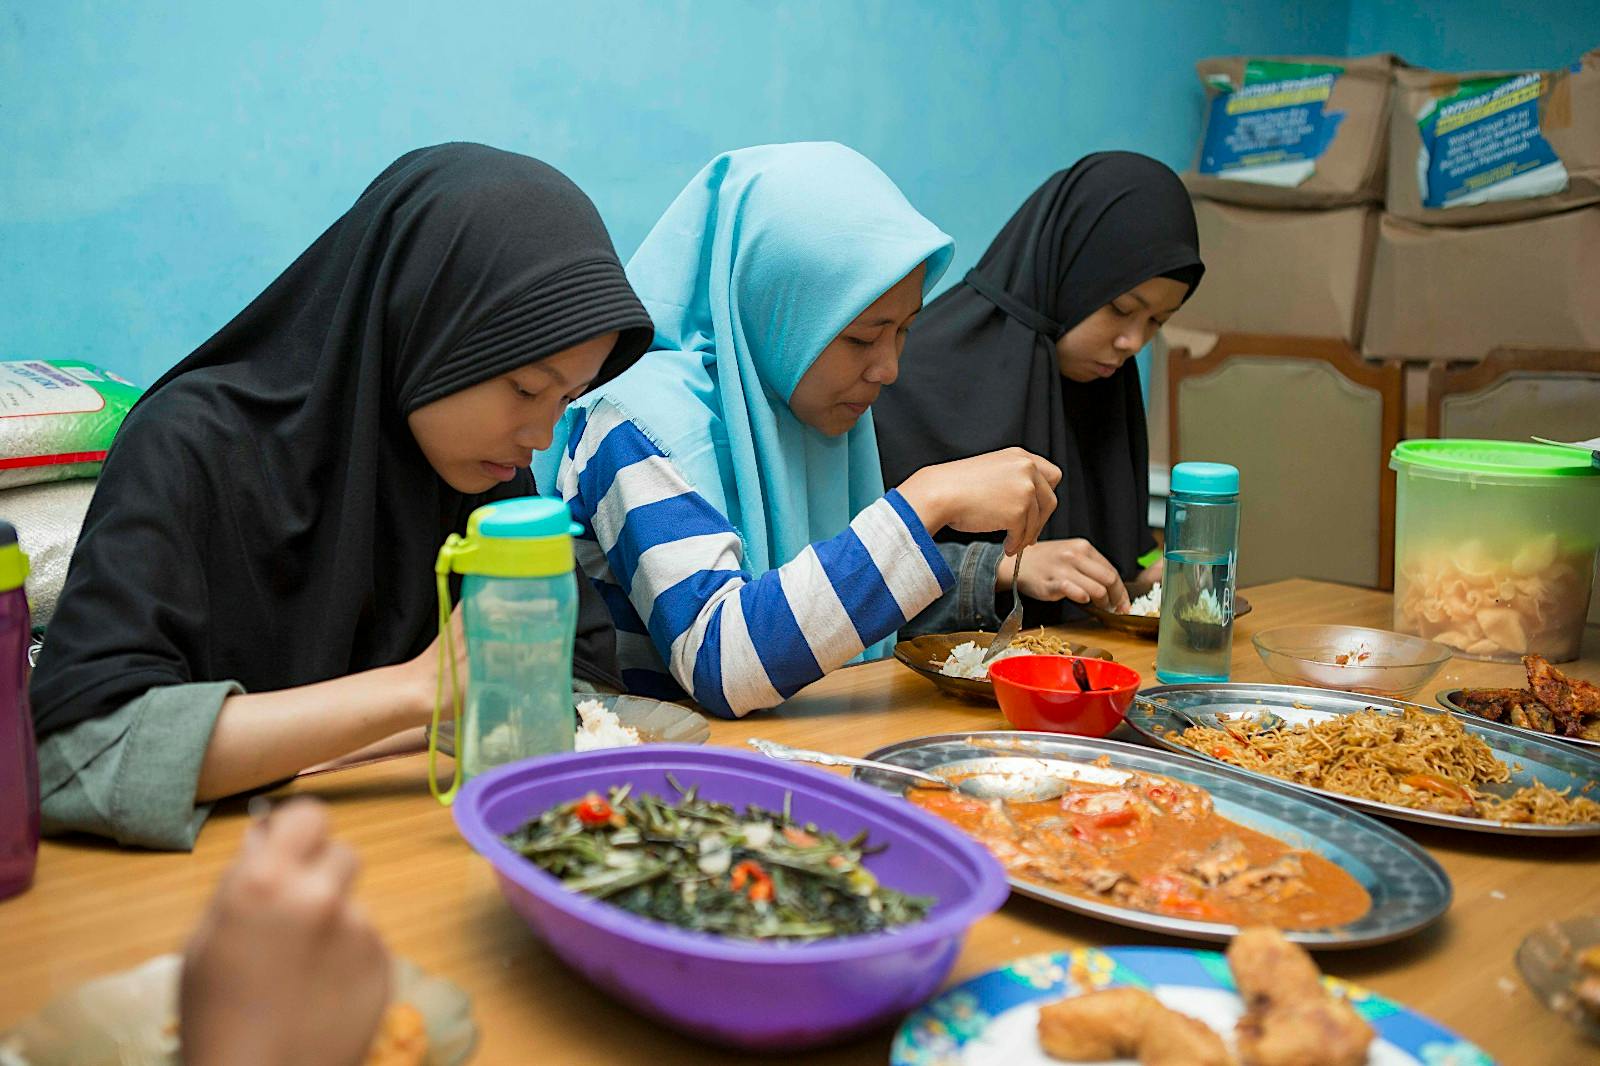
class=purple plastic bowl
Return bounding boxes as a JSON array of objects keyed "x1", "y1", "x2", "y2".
[{"x1": 452, "y1": 745, "x2": 1008, "y2": 1051}]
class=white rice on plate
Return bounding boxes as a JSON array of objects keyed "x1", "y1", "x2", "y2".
[
  {"x1": 1126, "y1": 582, "x2": 1162, "y2": 617},
  {"x1": 574, "y1": 698, "x2": 643, "y2": 751},
  {"x1": 937, "y1": 641, "x2": 1031, "y2": 680}
]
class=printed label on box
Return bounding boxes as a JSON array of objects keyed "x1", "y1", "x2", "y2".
[
  {"x1": 1199, "y1": 61, "x2": 1346, "y2": 187},
  {"x1": 0, "y1": 361, "x2": 106, "y2": 418},
  {"x1": 1416, "y1": 72, "x2": 1569, "y2": 209}
]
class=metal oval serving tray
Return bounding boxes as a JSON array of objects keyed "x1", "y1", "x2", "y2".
[
  {"x1": 1126, "y1": 682, "x2": 1600, "y2": 837},
  {"x1": 857, "y1": 731, "x2": 1451, "y2": 948},
  {"x1": 1435, "y1": 688, "x2": 1600, "y2": 751}
]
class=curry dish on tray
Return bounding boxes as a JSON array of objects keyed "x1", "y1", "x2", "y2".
[{"x1": 908, "y1": 756, "x2": 1370, "y2": 929}]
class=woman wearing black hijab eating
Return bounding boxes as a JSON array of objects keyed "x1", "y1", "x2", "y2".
[
  {"x1": 875, "y1": 152, "x2": 1204, "y2": 633},
  {"x1": 29, "y1": 143, "x2": 653, "y2": 849}
]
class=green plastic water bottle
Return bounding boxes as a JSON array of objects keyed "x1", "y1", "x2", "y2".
[
  {"x1": 428, "y1": 497, "x2": 580, "y2": 804},
  {"x1": 1155, "y1": 462, "x2": 1241, "y2": 684}
]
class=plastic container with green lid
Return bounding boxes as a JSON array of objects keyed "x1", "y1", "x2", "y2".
[
  {"x1": 428, "y1": 497, "x2": 583, "y2": 804},
  {"x1": 1389, "y1": 440, "x2": 1600, "y2": 663}
]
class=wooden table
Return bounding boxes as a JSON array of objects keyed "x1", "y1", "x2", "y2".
[{"x1": 3, "y1": 579, "x2": 1597, "y2": 1064}]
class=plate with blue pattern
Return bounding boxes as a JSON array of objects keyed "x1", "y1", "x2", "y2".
[
  {"x1": 1125, "y1": 683, "x2": 1600, "y2": 836},
  {"x1": 891, "y1": 946, "x2": 1495, "y2": 1066},
  {"x1": 857, "y1": 733, "x2": 1450, "y2": 948}
]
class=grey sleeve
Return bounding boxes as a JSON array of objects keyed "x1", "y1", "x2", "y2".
[
  {"x1": 900, "y1": 541, "x2": 1006, "y2": 639},
  {"x1": 36, "y1": 680, "x2": 243, "y2": 852}
]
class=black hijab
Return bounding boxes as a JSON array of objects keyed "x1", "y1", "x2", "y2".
[
  {"x1": 32, "y1": 143, "x2": 653, "y2": 735},
  {"x1": 874, "y1": 152, "x2": 1203, "y2": 625}
]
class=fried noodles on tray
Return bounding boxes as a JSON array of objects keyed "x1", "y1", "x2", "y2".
[{"x1": 1170, "y1": 706, "x2": 1600, "y2": 826}]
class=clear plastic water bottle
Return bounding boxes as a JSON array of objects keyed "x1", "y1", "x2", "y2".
[
  {"x1": 428, "y1": 497, "x2": 580, "y2": 804},
  {"x1": 1156, "y1": 462, "x2": 1241, "y2": 684},
  {"x1": 0, "y1": 522, "x2": 39, "y2": 899}
]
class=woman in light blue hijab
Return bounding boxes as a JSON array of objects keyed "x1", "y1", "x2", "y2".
[{"x1": 537, "y1": 143, "x2": 1060, "y2": 717}]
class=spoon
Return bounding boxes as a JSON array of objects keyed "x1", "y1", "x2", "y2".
[
  {"x1": 980, "y1": 550, "x2": 1026, "y2": 666},
  {"x1": 1070, "y1": 658, "x2": 1095, "y2": 692},
  {"x1": 745, "y1": 738, "x2": 1073, "y2": 802},
  {"x1": 1132, "y1": 694, "x2": 1286, "y2": 733}
]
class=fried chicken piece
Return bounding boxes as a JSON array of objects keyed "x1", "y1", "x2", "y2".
[
  {"x1": 1227, "y1": 927, "x2": 1373, "y2": 1066},
  {"x1": 1569, "y1": 675, "x2": 1600, "y2": 720},
  {"x1": 1526, "y1": 655, "x2": 1587, "y2": 737},
  {"x1": 1037, "y1": 986, "x2": 1233, "y2": 1066},
  {"x1": 1455, "y1": 687, "x2": 1534, "y2": 723},
  {"x1": 1507, "y1": 696, "x2": 1557, "y2": 734}
]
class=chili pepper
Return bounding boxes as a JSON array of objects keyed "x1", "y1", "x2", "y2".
[
  {"x1": 730, "y1": 859, "x2": 773, "y2": 902},
  {"x1": 783, "y1": 826, "x2": 818, "y2": 847},
  {"x1": 574, "y1": 792, "x2": 614, "y2": 828}
]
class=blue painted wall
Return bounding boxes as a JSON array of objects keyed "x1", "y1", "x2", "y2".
[
  {"x1": 3, "y1": 0, "x2": 1351, "y2": 386},
  {"x1": 1345, "y1": 0, "x2": 1599, "y2": 70}
]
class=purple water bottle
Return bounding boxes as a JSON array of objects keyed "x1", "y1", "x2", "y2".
[{"x1": 0, "y1": 521, "x2": 39, "y2": 900}]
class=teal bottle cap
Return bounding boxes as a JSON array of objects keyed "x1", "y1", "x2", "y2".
[
  {"x1": 1171, "y1": 461, "x2": 1239, "y2": 496},
  {"x1": 471, "y1": 496, "x2": 579, "y2": 539}
]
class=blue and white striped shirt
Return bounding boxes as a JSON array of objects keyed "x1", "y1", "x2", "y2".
[{"x1": 554, "y1": 400, "x2": 954, "y2": 718}]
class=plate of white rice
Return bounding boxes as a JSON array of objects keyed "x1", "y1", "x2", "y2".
[{"x1": 431, "y1": 694, "x2": 710, "y2": 757}]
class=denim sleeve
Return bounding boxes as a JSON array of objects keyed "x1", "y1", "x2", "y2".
[
  {"x1": 899, "y1": 540, "x2": 1005, "y2": 639},
  {"x1": 36, "y1": 681, "x2": 241, "y2": 851}
]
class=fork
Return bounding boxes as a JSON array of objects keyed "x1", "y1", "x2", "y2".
[{"x1": 979, "y1": 550, "x2": 1025, "y2": 666}]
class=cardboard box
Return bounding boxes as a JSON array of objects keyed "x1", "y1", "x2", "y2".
[
  {"x1": 1184, "y1": 53, "x2": 1399, "y2": 207},
  {"x1": 1169, "y1": 200, "x2": 1378, "y2": 344},
  {"x1": 1362, "y1": 208, "x2": 1600, "y2": 361},
  {"x1": 1387, "y1": 48, "x2": 1600, "y2": 225}
]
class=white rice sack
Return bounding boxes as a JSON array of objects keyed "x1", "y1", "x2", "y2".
[
  {"x1": 0, "y1": 479, "x2": 96, "y2": 627},
  {"x1": 0, "y1": 360, "x2": 143, "y2": 490}
]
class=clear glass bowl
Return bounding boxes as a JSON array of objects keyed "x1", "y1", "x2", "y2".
[{"x1": 1251, "y1": 624, "x2": 1453, "y2": 699}]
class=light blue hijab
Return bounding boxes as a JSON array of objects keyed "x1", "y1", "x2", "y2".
[{"x1": 540, "y1": 142, "x2": 953, "y2": 658}]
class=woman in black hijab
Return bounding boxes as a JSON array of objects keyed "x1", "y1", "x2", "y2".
[
  {"x1": 30, "y1": 143, "x2": 652, "y2": 848},
  {"x1": 876, "y1": 152, "x2": 1203, "y2": 631}
]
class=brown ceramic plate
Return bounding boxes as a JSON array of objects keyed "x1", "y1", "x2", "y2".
[
  {"x1": 893, "y1": 630, "x2": 1112, "y2": 704},
  {"x1": 1083, "y1": 579, "x2": 1252, "y2": 640}
]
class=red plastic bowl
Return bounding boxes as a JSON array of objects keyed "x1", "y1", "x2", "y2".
[{"x1": 987, "y1": 655, "x2": 1141, "y2": 736}]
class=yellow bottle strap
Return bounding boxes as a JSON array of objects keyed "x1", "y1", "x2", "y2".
[{"x1": 427, "y1": 537, "x2": 467, "y2": 806}]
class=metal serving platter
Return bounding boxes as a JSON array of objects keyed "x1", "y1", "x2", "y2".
[
  {"x1": 1434, "y1": 688, "x2": 1600, "y2": 751},
  {"x1": 1126, "y1": 682, "x2": 1600, "y2": 837},
  {"x1": 856, "y1": 731, "x2": 1451, "y2": 949}
]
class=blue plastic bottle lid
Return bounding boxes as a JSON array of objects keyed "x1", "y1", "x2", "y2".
[
  {"x1": 1170, "y1": 462, "x2": 1239, "y2": 496},
  {"x1": 472, "y1": 496, "x2": 576, "y2": 539}
]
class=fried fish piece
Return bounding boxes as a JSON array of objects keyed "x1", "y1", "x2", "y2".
[
  {"x1": 1526, "y1": 655, "x2": 1588, "y2": 737},
  {"x1": 1226, "y1": 928, "x2": 1372, "y2": 1066},
  {"x1": 1037, "y1": 986, "x2": 1233, "y2": 1066}
]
